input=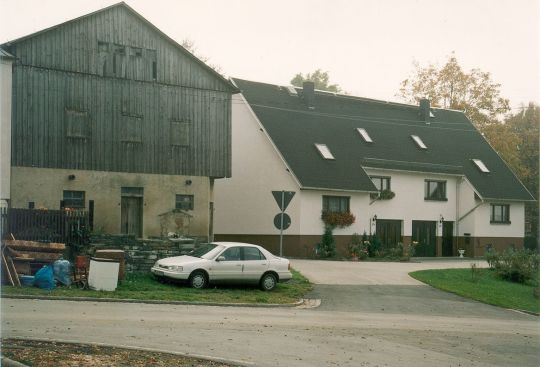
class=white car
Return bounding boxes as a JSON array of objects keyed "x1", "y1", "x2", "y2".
[{"x1": 151, "y1": 242, "x2": 292, "y2": 291}]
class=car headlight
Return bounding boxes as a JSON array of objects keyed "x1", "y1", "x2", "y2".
[
  {"x1": 153, "y1": 261, "x2": 159, "y2": 268},
  {"x1": 168, "y1": 265, "x2": 183, "y2": 272}
]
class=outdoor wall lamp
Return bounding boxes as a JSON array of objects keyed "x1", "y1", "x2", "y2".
[
  {"x1": 372, "y1": 215, "x2": 377, "y2": 223},
  {"x1": 185, "y1": 179, "x2": 192, "y2": 186},
  {"x1": 439, "y1": 215, "x2": 444, "y2": 224},
  {"x1": 68, "y1": 174, "x2": 76, "y2": 180}
]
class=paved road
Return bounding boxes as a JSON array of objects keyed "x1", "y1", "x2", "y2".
[{"x1": 2, "y1": 260, "x2": 539, "y2": 367}]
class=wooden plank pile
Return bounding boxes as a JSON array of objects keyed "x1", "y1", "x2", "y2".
[{"x1": 1, "y1": 239, "x2": 66, "y2": 286}]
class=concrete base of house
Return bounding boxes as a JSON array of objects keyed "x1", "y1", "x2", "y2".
[{"x1": 215, "y1": 234, "x2": 524, "y2": 258}]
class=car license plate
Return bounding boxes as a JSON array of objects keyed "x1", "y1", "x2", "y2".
[{"x1": 154, "y1": 269, "x2": 164, "y2": 276}]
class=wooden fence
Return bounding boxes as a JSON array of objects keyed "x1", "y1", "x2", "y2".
[{"x1": 0, "y1": 207, "x2": 89, "y2": 245}]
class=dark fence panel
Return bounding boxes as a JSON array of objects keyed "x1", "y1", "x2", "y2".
[{"x1": 0, "y1": 207, "x2": 88, "y2": 245}]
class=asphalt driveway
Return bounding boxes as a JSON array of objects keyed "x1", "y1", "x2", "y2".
[
  {"x1": 291, "y1": 258, "x2": 518, "y2": 318},
  {"x1": 290, "y1": 258, "x2": 487, "y2": 285}
]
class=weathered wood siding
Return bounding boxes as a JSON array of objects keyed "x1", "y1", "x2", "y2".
[{"x1": 8, "y1": 4, "x2": 232, "y2": 177}]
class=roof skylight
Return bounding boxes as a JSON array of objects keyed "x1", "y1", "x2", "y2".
[
  {"x1": 286, "y1": 86, "x2": 298, "y2": 96},
  {"x1": 411, "y1": 135, "x2": 427, "y2": 149},
  {"x1": 357, "y1": 128, "x2": 373, "y2": 143},
  {"x1": 472, "y1": 159, "x2": 490, "y2": 173},
  {"x1": 315, "y1": 143, "x2": 335, "y2": 160}
]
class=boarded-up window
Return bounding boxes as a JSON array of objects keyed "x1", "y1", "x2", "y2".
[
  {"x1": 65, "y1": 108, "x2": 89, "y2": 138},
  {"x1": 113, "y1": 44, "x2": 126, "y2": 78},
  {"x1": 121, "y1": 114, "x2": 142, "y2": 143},
  {"x1": 171, "y1": 120, "x2": 190, "y2": 146}
]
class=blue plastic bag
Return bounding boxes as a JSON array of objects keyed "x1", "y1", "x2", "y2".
[
  {"x1": 34, "y1": 265, "x2": 55, "y2": 290},
  {"x1": 53, "y1": 259, "x2": 72, "y2": 286}
]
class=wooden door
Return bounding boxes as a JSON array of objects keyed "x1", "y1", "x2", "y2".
[
  {"x1": 412, "y1": 221, "x2": 436, "y2": 257},
  {"x1": 442, "y1": 221, "x2": 454, "y2": 257},
  {"x1": 376, "y1": 219, "x2": 402, "y2": 249},
  {"x1": 121, "y1": 196, "x2": 142, "y2": 237}
]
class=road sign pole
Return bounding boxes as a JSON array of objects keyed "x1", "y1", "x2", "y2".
[{"x1": 279, "y1": 191, "x2": 284, "y2": 256}]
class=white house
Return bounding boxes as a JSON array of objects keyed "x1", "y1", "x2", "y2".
[{"x1": 214, "y1": 78, "x2": 534, "y2": 257}]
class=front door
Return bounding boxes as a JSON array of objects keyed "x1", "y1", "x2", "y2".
[
  {"x1": 442, "y1": 221, "x2": 454, "y2": 256},
  {"x1": 376, "y1": 219, "x2": 402, "y2": 250},
  {"x1": 412, "y1": 220, "x2": 436, "y2": 257},
  {"x1": 121, "y1": 196, "x2": 142, "y2": 237}
]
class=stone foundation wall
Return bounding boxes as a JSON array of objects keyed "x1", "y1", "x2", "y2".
[{"x1": 87, "y1": 234, "x2": 207, "y2": 272}]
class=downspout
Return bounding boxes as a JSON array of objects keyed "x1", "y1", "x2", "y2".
[{"x1": 456, "y1": 177, "x2": 460, "y2": 253}]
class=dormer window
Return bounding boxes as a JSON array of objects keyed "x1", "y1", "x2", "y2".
[
  {"x1": 315, "y1": 143, "x2": 335, "y2": 160},
  {"x1": 411, "y1": 135, "x2": 427, "y2": 149},
  {"x1": 357, "y1": 128, "x2": 373, "y2": 143},
  {"x1": 472, "y1": 159, "x2": 490, "y2": 173}
]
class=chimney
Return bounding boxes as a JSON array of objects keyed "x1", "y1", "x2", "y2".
[
  {"x1": 303, "y1": 81, "x2": 315, "y2": 109},
  {"x1": 419, "y1": 98, "x2": 430, "y2": 124}
]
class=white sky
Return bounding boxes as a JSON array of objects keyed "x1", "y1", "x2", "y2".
[{"x1": 1, "y1": 0, "x2": 539, "y2": 110}]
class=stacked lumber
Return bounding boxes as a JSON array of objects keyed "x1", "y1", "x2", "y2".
[
  {"x1": 3, "y1": 240, "x2": 65, "y2": 262},
  {"x1": 1, "y1": 240, "x2": 66, "y2": 286}
]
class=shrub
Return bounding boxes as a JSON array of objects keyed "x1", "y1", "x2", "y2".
[
  {"x1": 368, "y1": 235, "x2": 382, "y2": 257},
  {"x1": 487, "y1": 248, "x2": 540, "y2": 284},
  {"x1": 321, "y1": 211, "x2": 355, "y2": 228},
  {"x1": 316, "y1": 225, "x2": 336, "y2": 258},
  {"x1": 348, "y1": 233, "x2": 368, "y2": 259}
]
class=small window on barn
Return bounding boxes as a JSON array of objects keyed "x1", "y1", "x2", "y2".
[
  {"x1": 65, "y1": 108, "x2": 89, "y2": 139},
  {"x1": 315, "y1": 143, "x2": 335, "y2": 160},
  {"x1": 357, "y1": 128, "x2": 373, "y2": 143},
  {"x1": 170, "y1": 120, "x2": 190, "y2": 146},
  {"x1": 411, "y1": 135, "x2": 427, "y2": 149},
  {"x1": 176, "y1": 194, "x2": 194, "y2": 210},
  {"x1": 472, "y1": 159, "x2": 490, "y2": 173},
  {"x1": 121, "y1": 114, "x2": 143, "y2": 143},
  {"x1": 63, "y1": 190, "x2": 85, "y2": 208}
]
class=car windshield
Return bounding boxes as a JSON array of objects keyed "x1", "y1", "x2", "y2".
[{"x1": 189, "y1": 243, "x2": 224, "y2": 259}]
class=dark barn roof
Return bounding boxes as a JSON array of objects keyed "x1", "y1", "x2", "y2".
[{"x1": 233, "y1": 78, "x2": 534, "y2": 201}]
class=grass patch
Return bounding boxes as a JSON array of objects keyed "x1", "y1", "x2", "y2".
[
  {"x1": 410, "y1": 268, "x2": 540, "y2": 314},
  {"x1": 1, "y1": 269, "x2": 312, "y2": 305}
]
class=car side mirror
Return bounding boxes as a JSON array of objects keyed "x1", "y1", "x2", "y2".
[{"x1": 216, "y1": 256, "x2": 226, "y2": 262}]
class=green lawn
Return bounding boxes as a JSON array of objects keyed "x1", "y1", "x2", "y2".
[
  {"x1": 1, "y1": 269, "x2": 312, "y2": 305},
  {"x1": 410, "y1": 268, "x2": 540, "y2": 314}
]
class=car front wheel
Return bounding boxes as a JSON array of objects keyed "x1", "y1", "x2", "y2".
[
  {"x1": 189, "y1": 271, "x2": 207, "y2": 289},
  {"x1": 260, "y1": 273, "x2": 277, "y2": 291}
]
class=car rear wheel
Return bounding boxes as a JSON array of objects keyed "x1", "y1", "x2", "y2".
[
  {"x1": 189, "y1": 271, "x2": 207, "y2": 289},
  {"x1": 260, "y1": 272, "x2": 277, "y2": 291}
]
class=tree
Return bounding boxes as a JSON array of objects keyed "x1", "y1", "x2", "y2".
[
  {"x1": 399, "y1": 54, "x2": 510, "y2": 129},
  {"x1": 485, "y1": 103, "x2": 539, "y2": 241},
  {"x1": 290, "y1": 69, "x2": 342, "y2": 92},
  {"x1": 181, "y1": 38, "x2": 222, "y2": 74}
]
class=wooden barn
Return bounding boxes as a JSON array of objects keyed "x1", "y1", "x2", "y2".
[{"x1": 1, "y1": 2, "x2": 238, "y2": 239}]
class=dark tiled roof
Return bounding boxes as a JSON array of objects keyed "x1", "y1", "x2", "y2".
[{"x1": 233, "y1": 78, "x2": 534, "y2": 201}]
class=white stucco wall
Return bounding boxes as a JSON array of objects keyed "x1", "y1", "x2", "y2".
[
  {"x1": 214, "y1": 95, "x2": 300, "y2": 235},
  {"x1": 473, "y1": 201, "x2": 525, "y2": 238},
  {"x1": 0, "y1": 57, "x2": 12, "y2": 207},
  {"x1": 456, "y1": 178, "x2": 478, "y2": 235}
]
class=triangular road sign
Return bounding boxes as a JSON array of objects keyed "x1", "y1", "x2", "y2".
[{"x1": 272, "y1": 191, "x2": 295, "y2": 211}]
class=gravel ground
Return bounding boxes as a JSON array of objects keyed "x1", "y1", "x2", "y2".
[{"x1": 1, "y1": 339, "x2": 237, "y2": 367}]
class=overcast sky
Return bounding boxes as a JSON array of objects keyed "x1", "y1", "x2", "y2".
[{"x1": 1, "y1": 0, "x2": 538, "y2": 110}]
